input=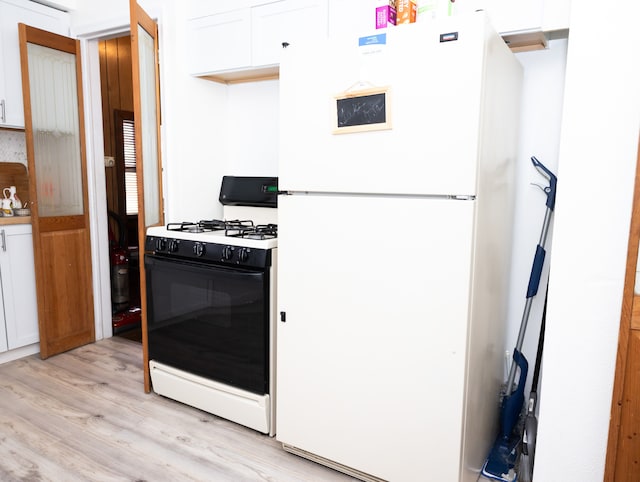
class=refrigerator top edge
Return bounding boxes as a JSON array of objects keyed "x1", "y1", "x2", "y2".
[{"x1": 327, "y1": 10, "x2": 499, "y2": 52}]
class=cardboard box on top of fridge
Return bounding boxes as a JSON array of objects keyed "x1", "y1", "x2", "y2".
[
  {"x1": 375, "y1": 1, "x2": 397, "y2": 29},
  {"x1": 396, "y1": 0, "x2": 417, "y2": 24}
]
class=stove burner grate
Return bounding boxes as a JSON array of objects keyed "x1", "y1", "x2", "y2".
[
  {"x1": 166, "y1": 220, "x2": 276, "y2": 239},
  {"x1": 226, "y1": 223, "x2": 278, "y2": 240},
  {"x1": 166, "y1": 222, "x2": 204, "y2": 233}
]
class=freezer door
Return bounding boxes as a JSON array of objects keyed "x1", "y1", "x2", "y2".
[
  {"x1": 276, "y1": 194, "x2": 475, "y2": 481},
  {"x1": 279, "y1": 14, "x2": 488, "y2": 196}
]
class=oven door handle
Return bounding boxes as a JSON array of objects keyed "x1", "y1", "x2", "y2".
[{"x1": 144, "y1": 253, "x2": 267, "y2": 275}]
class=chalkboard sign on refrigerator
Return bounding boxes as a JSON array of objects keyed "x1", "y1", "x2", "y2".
[{"x1": 333, "y1": 86, "x2": 392, "y2": 134}]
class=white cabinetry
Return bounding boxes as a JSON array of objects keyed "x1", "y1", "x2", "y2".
[
  {"x1": 188, "y1": 9, "x2": 252, "y2": 76},
  {"x1": 0, "y1": 224, "x2": 39, "y2": 352},
  {"x1": 483, "y1": 0, "x2": 571, "y2": 34},
  {"x1": 187, "y1": 0, "x2": 328, "y2": 82},
  {"x1": 0, "y1": 0, "x2": 69, "y2": 128},
  {"x1": 251, "y1": 0, "x2": 329, "y2": 67}
]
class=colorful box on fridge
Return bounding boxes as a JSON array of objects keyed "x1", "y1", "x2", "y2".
[
  {"x1": 396, "y1": 0, "x2": 417, "y2": 24},
  {"x1": 375, "y1": 2, "x2": 397, "y2": 29}
]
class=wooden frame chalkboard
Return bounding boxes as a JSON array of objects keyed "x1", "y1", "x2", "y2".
[{"x1": 333, "y1": 86, "x2": 391, "y2": 134}]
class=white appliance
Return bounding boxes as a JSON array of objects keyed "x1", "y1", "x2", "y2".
[{"x1": 276, "y1": 12, "x2": 522, "y2": 482}]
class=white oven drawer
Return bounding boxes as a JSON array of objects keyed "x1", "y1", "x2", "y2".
[{"x1": 150, "y1": 360, "x2": 271, "y2": 435}]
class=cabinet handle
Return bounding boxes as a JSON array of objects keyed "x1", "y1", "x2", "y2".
[
  {"x1": 0, "y1": 99, "x2": 5, "y2": 123},
  {"x1": 1, "y1": 230, "x2": 5, "y2": 252}
]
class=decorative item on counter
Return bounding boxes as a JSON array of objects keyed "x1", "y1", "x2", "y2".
[
  {"x1": 1, "y1": 198, "x2": 13, "y2": 216},
  {"x1": 13, "y1": 203, "x2": 31, "y2": 216},
  {"x1": 396, "y1": 0, "x2": 417, "y2": 24},
  {"x1": 3, "y1": 185, "x2": 22, "y2": 209},
  {"x1": 376, "y1": 0, "x2": 397, "y2": 29}
]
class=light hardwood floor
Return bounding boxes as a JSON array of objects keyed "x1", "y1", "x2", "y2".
[{"x1": 0, "y1": 337, "x2": 357, "y2": 482}]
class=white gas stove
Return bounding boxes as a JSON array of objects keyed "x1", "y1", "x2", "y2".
[
  {"x1": 146, "y1": 212, "x2": 277, "y2": 251},
  {"x1": 145, "y1": 177, "x2": 279, "y2": 436}
]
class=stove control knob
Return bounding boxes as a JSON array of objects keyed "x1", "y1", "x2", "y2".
[
  {"x1": 193, "y1": 242, "x2": 206, "y2": 257},
  {"x1": 155, "y1": 238, "x2": 167, "y2": 252},
  {"x1": 222, "y1": 245, "x2": 234, "y2": 260},
  {"x1": 168, "y1": 239, "x2": 180, "y2": 253},
  {"x1": 238, "y1": 247, "x2": 250, "y2": 262}
]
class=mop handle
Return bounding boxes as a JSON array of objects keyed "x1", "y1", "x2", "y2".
[
  {"x1": 506, "y1": 157, "x2": 557, "y2": 395},
  {"x1": 526, "y1": 157, "x2": 557, "y2": 299},
  {"x1": 531, "y1": 156, "x2": 557, "y2": 211}
]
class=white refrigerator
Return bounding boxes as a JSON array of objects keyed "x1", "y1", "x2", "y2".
[{"x1": 276, "y1": 12, "x2": 523, "y2": 482}]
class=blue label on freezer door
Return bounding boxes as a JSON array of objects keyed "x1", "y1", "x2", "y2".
[{"x1": 359, "y1": 33, "x2": 387, "y2": 46}]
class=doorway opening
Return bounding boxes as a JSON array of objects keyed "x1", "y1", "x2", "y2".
[{"x1": 98, "y1": 35, "x2": 142, "y2": 342}]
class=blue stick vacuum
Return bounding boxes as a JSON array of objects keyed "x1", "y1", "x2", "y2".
[{"x1": 481, "y1": 156, "x2": 557, "y2": 482}]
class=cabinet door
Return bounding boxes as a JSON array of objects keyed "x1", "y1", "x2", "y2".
[
  {"x1": 251, "y1": 0, "x2": 328, "y2": 67},
  {"x1": 482, "y1": 0, "x2": 570, "y2": 34},
  {"x1": 0, "y1": 225, "x2": 38, "y2": 349},
  {"x1": 187, "y1": 9, "x2": 251, "y2": 75},
  {"x1": 0, "y1": 274, "x2": 7, "y2": 352},
  {"x1": 0, "y1": 0, "x2": 69, "y2": 128}
]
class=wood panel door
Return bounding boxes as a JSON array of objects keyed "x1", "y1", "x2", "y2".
[
  {"x1": 130, "y1": 0, "x2": 164, "y2": 392},
  {"x1": 18, "y1": 24, "x2": 94, "y2": 358},
  {"x1": 606, "y1": 138, "x2": 640, "y2": 480}
]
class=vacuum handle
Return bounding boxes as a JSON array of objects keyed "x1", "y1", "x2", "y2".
[
  {"x1": 531, "y1": 156, "x2": 557, "y2": 212},
  {"x1": 527, "y1": 245, "x2": 546, "y2": 298}
]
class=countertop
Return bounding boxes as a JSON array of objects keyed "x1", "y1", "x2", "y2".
[{"x1": 0, "y1": 216, "x2": 31, "y2": 225}]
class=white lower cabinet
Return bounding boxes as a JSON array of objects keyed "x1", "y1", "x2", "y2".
[
  {"x1": 0, "y1": 0, "x2": 69, "y2": 128},
  {"x1": 0, "y1": 224, "x2": 39, "y2": 352}
]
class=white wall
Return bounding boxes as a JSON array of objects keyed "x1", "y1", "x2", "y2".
[
  {"x1": 152, "y1": 0, "x2": 229, "y2": 223},
  {"x1": 70, "y1": 0, "x2": 279, "y2": 224},
  {"x1": 69, "y1": 0, "x2": 131, "y2": 31},
  {"x1": 505, "y1": 39, "x2": 567, "y2": 397},
  {"x1": 226, "y1": 80, "x2": 280, "y2": 178},
  {"x1": 534, "y1": 0, "x2": 640, "y2": 480}
]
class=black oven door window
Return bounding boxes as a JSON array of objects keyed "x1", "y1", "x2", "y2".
[{"x1": 145, "y1": 255, "x2": 269, "y2": 395}]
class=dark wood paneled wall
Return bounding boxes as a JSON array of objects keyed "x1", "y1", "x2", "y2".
[{"x1": 99, "y1": 36, "x2": 133, "y2": 220}]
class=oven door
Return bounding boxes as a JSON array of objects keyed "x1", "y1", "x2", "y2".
[{"x1": 144, "y1": 254, "x2": 269, "y2": 395}]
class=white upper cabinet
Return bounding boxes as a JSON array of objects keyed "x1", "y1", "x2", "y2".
[
  {"x1": 482, "y1": 0, "x2": 570, "y2": 34},
  {"x1": 251, "y1": 0, "x2": 329, "y2": 67},
  {"x1": 187, "y1": 9, "x2": 252, "y2": 76},
  {"x1": 482, "y1": 0, "x2": 542, "y2": 33},
  {"x1": 0, "y1": 0, "x2": 69, "y2": 128},
  {"x1": 186, "y1": 0, "x2": 328, "y2": 82},
  {"x1": 185, "y1": 0, "x2": 569, "y2": 81},
  {"x1": 541, "y1": 0, "x2": 572, "y2": 32}
]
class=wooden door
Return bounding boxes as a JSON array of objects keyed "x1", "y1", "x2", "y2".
[
  {"x1": 605, "y1": 139, "x2": 640, "y2": 480},
  {"x1": 130, "y1": 0, "x2": 164, "y2": 392},
  {"x1": 18, "y1": 24, "x2": 94, "y2": 358}
]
